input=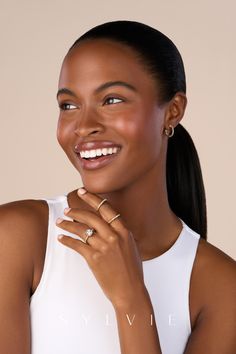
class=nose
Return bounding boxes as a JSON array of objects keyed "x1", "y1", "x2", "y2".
[{"x1": 74, "y1": 107, "x2": 104, "y2": 137}]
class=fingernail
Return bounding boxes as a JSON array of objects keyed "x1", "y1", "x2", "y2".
[
  {"x1": 58, "y1": 234, "x2": 64, "y2": 240},
  {"x1": 56, "y1": 217, "x2": 64, "y2": 224},
  {"x1": 64, "y1": 207, "x2": 71, "y2": 214},
  {"x1": 78, "y1": 187, "x2": 87, "y2": 195}
]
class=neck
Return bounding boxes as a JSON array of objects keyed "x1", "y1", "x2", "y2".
[{"x1": 98, "y1": 164, "x2": 182, "y2": 260}]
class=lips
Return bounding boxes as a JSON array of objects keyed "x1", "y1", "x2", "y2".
[{"x1": 76, "y1": 150, "x2": 121, "y2": 170}]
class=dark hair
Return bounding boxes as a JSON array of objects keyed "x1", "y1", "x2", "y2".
[{"x1": 69, "y1": 20, "x2": 207, "y2": 239}]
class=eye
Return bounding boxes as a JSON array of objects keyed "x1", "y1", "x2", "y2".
[
  {"x1": 59, "y1": 103, "x2": 77, "y2": 111},
  {"x1": 104, "y1": 97, "x2": 123, "y2": 105}
]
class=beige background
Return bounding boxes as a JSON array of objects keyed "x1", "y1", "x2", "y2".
[{"x1": 0, "y1": 0, "x2": 235, "y2": 259}]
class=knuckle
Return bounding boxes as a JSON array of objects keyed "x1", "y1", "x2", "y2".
[
  {"x1": 100, "y1": 244, "x2": 108, "y2": 253},
  {"x1": 108, "y1": 234, "x2": 118, "y2": 243},
  {"x1": 91, "y1": 251, "x2": 101, "y2": 262}
]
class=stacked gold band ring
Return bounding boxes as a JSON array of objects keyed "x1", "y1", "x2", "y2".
[
  {"x1": 96, "y1": 198, "x2": 107, "y2": 211},
  {"x1": 84, "y1": 199, "x2": 120, "y2": 245},
  {"x1": 107, "y1": 214, "x2": 121, "y2": 224}
]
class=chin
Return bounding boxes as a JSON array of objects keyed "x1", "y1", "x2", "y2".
[
  {"x1": 81, "y1": 177, "x2": 122, "y2": 195},
  {"x1": 83, "y1": 182, "x2": 113, "y2": 195}
]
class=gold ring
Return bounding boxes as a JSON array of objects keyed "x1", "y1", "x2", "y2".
[
  {"x1": 107, "y1": 213, "x2": 121, "y2": 224},
  {"x1": 84, "y1": 228, "x2": 96, "y2": 244},
  {"x1": 96, "y1": 198, "x2": 107, "y2": 211}
]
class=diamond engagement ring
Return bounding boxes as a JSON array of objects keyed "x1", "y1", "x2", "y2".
[{"x1": 84, "y1": 228, "x2": 96, "y2": 244}]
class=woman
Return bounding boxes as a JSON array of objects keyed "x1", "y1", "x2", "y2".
[{"x1": 0, "y1": 20, "x2": 235, "y2": 354}]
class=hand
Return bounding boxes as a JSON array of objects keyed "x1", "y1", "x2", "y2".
[{"x1": 56, "y1": 187, "x2": 146, "y2": 309}]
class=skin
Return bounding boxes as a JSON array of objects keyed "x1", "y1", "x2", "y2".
[
  {"x1": 57, "y1": 39, "x2": 186, "y2": 261},
  {"x1": 0, "y1": 38, "x2": 235, "y2": 353},
  {"x1": 56, "y1": 40, "x2": 236, "y2": 352}
]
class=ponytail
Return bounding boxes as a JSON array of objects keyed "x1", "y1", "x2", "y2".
[{"x1": 166, "y1": 124, "x2": 207, "y2": 239}]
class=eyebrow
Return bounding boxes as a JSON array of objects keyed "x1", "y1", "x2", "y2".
[{"x1": 56, "y1": 81, "x2": 137, "y2": 99}]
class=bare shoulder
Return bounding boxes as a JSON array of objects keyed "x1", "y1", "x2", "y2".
[
  {"x1": 190, "y1": 236, "x2": 236, "y2": 329},
  {"x1": 0, "y1": 197, "x2": 48, "y2": 223},
  {"x1": 194, "y1": 237, "x2": 236, "y2": 289},
  {"x1": 0, "y1": 198, "x2": 49, "y2": 293},
  {"x1": 0, "y1": 198, "x2": 48, "y2": 252},
  {"x1": 0, "y1": 198, "x2": 48, "y2": 353},
  {"x1": 185, "y1": 237, "x2": 236, "y2": 352}
]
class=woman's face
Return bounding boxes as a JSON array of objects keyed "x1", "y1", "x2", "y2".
[{"x1": 57, "y1": 39, "x2": 168, "y2": 193}]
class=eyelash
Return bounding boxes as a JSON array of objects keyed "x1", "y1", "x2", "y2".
[
  {"x1": 59, "y1": 96, "x2": 124, "y2": 111},
  {"x1": 59, "y1": 103, "x2": 77, "y2": 111},
  {"x1": 103, "y1": 96, "x2": 123, "y2": 105}
]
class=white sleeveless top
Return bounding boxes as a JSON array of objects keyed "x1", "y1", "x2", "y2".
[{"x1": 30, "y1": 195, "x2": 200, "y2": 354}]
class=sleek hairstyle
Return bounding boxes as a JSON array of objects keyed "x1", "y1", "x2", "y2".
[{"x1": 69, "y1": 20, "x2": 207, "y2": 239}]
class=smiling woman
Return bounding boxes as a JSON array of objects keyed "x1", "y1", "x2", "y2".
[{"x1": 0, "y1": 20, "x2": 235, "y2": 354}]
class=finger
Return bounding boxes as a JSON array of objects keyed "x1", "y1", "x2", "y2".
[
  {"x1": 63, "y1": 208, "x2": 116, "y2": 241},
  {"x1": 57, "y1": 234, "x2": 91, "y2": 260},
  {"x1": 56, "y1": 218, "x2": 106, "y2": 249},
  {"x1": 77, "y1": 187, "x2": 127, "y2": 233}
]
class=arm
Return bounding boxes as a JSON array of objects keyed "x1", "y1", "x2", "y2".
[
  {"x1": 0, "y1": 200, "x2": 47, "y2": 354},
  {"x1": 56, "y1": 189, "x2": 163, "y2": 353},
  {"x1": 57, "y1": 189, "x2": 236, "y2": 353},
  {"x1": 114, "y1": 287, "x2": 162, "y2": 354}
]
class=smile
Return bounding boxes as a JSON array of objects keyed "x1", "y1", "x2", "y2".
[
  {"x1": 80, "y1": 147, "x2": 119, "y2": 159},
  {"x1": 76, "y1": 147, "x2": 121, "y2": 170}
]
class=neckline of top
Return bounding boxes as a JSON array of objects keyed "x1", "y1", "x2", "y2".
[
  {"x1": 142, "y1": 218, "x2": 186, "y2": 264},
  {"x1": 61, "y1": 194, "x2": 186, "y2": 264}
]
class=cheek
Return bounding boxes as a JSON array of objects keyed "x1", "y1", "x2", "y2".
[
  {"x1": 144, "y1": 114, "x2": 163, "y2": 152},
  {"x1": 56, "y1": 117, "x2": 73, "y2": 150},
  {"x1": 115, "y1": 107, "x2": 163, "y2": 154}
]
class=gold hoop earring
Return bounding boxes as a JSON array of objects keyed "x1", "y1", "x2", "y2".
[{"x1": 164, "y1": 125, "x2": 174, "y2": 138}]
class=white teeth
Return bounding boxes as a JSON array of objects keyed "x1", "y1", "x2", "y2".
[
  {"x1": 89, "y1": 150, "x2": 97, "y2": 158},
  {"x1": 79, "y1": 147, "x2": 119, "y2": 159}
]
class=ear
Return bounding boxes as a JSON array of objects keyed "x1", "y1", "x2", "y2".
[{"x1": 163, "y1": 92, "x2": 187, "y2": 130}]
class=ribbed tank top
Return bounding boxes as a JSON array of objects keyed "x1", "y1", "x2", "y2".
[{"x1": 30, "y1": 195, "x2": 200, "y2": 354}]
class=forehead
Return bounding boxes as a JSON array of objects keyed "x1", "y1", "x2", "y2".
[{"x1": 59, "y1": 39, "x2": 156, "y2": 93}]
